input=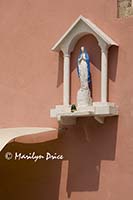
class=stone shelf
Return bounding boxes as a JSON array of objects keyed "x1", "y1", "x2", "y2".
[{"x1": 50, "y1": 102, "x2": 118, "y2": 125}]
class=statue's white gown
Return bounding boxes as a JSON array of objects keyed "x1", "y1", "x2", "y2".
[{"x1": 78, "y1": 53, "x2": 88, "y2": 89}]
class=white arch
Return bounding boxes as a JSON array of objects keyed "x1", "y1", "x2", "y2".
[{"x1": 68, "y1": 32, "x2": 99, "y2": 54}]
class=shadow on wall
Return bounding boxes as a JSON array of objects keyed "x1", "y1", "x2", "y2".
[
  {"x1": 108, "y1": 45, "x2": 119, "y2": 82},
  {"x1": 0, "y1": 138, "x2": 63, "y2": 200},
  {"x1": 107, "y1": 45, "x2": 119, "y2": 100},
  {"x1": 0, "y1": 117, "x2": 118, "y2": 200},
  {"x1": 57, "y1": 51, "x2": 64, "y2": 88},
  {"x1": 66, "y1": 117, "x2": 118, "y2": 197}
]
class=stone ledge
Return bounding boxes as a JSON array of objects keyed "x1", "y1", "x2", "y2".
[{"x1": 50, "y1": 102, "x2": 118, "y2": 125}]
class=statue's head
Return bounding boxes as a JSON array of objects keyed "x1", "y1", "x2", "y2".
[{"x1": 81, "y1": 46, "x2": 85, "y2": 52}]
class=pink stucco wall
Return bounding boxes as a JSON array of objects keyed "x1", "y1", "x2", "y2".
[{"x1": 0, "y1": 0, "x2": 133, "y2": 200}]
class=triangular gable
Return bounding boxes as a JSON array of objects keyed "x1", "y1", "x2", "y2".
[{"x1": 52, "y1": 15, "x2": 118, "y2": 52}]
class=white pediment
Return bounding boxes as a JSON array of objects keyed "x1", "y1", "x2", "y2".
[{"x1": 52, "y1": 15, "x2": 118, "y2": 53}]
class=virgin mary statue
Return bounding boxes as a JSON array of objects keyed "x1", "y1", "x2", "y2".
[{"x1": 77, "y1": 46, "x2": 92, "y2": 108}]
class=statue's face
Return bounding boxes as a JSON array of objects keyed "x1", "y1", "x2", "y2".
[{"x1": 81, "y1": 46, "x2": 85, "y2": 52}]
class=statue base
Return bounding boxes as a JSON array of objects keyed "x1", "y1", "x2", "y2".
[{"x1": 77, "y1": 88, "x2": 92, "y2": 109}]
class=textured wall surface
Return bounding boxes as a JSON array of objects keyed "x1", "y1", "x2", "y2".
[
  {"x1": 0, "y1": 0, "x2": 133, "y2": 200},
  {"x1": 118, "y1": 0, "x2": 133, "y2": 17}
]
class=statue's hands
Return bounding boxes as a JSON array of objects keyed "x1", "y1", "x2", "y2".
[
  {"x1": 78, "y1": 54, "x2": 84, "y2": 62},
  {"x1": 78, "y1": 56, "x2": 82, "y2": 63}
]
